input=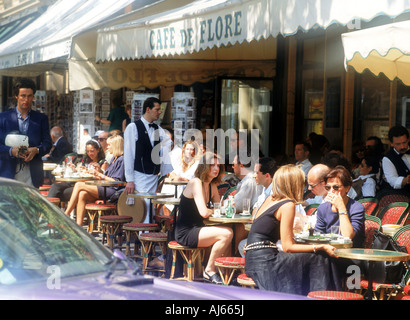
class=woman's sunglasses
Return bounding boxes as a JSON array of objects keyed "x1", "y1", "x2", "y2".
[{"x1": 324, "y1": 185, "x2": 342, "y2": 191}]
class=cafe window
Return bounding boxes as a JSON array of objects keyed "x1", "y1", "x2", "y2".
[
  {"x1": 301, "y1": 36, "x2": 325, "y2": 138},
  {"x1": 220, "y1": 79, "x2": 273, "y2": 157},
  {"x1": 358, "y1": 71, "x2": 390, "y2": 144}
]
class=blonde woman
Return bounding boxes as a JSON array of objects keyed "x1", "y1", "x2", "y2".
[
  {"x1": 169, "y1": 140, "x2": 201, "y2": 182},
  {"x1": 175, "y1": 152, "x2": 232, "y2": 284},
  {"x1": 244, "y1": 164, "x2": 341, "y2": 295},
  {"x1": 65, "y1": 135, "x2": 125, "y2": 226}
]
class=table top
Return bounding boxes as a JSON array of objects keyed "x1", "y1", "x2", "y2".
[
  {"x1": 151, "y1": 197, "x2": 181, "y2": 205},
  {"x1": 164, "y1": 179, "x2": 188, "y2": 186},
  {"x1": 85, "y1": 180, "x2": 126, "y2": 187},
  {"x1": 207, "y1": 214, "x2": 253, "y2": 224},
  {"x1": 129, "y1": 192, "x2": 174, "y2": 199},
  {"x1": 55, "y1": 175, "x2": 95, "y2": 182},
  {"x1": 335, "y1": 248, "x2": 410, "y2": 262},
  {"x1": 43, "y1": 163, "x2": 57, "y2": 171}
]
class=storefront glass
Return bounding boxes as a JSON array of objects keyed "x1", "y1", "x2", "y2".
[
  {"x1": 359, "y1": 72, "x2": 390, "y2": 144},
  {"x1": 220, "y1": 79, "x2": 272, "y2": 157}
]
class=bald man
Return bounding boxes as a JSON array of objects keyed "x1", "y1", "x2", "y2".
[{"x1": 43, "y1": 126, "x2": 72, "y2": 164}]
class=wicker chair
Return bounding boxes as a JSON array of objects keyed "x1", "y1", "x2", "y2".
[
  {"x1": 214, "y1": 257, "x2": 245, "y2": 285},
  {"x1": 307, "y1": 291, "x2": 364, "y2": 300},
  {"x1": 359, "y1": 225, "x2": 410, "y2": 300},
  {"x1": 377, "y1": 190, "x2": 410, "y2": 211},
  {"x1": 305, "y1": 204, "x2": 319, "y2": 216},
  {"x1": 168, "y1": 240, "x2": 205, "y2": 281},
  {"x1": 377, "y1": 202, "x2": 410, "y2": 226},
  {"x1": 139, "y1": 232, "x2": 168, "y2": 274},
  {"x1": 237, "y1": 273, "x2": 257, "y2": 289},
  {"x1": 358, "y1": 197, "x2": 379, "y2": 216},
  {"x1": 85, "y1": 203, "x2": 116, "y2": 234},
  {"x1": 123, "y1": 222, "x2": 160, "y2": 259},
  {"x1": 363, "y1": 215, "x2": 381, "y2": 249}
]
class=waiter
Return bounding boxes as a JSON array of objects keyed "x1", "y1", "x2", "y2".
[{"x1": 124, "y1": 97, "x2": 172, "y2": 223}]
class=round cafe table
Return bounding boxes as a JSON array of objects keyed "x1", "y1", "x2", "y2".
[
  {"x1": 206, "y1": 214, "x2": 253, "y2": 224},
  {"x1": 205, "y1": 214, "x2": 253, "y2": 255},
  {"x1": 85, "y1": 180, "x2": 126, "y2": 204},
  {"x1": 294, "y1": 234, "x2": 353, "y2": 249},
  {"x1": 129, "y1": 192, "x2": 174, "y2": 223},
  {"x1": 163, "y1": 179, "x2": 188, "y2": 197},
  {"x1": 55, "y1": 176, "x2": 95, "y2": 183},
  {"x1": 335, "y1": 248, "x2": 410, "y2": 300}
]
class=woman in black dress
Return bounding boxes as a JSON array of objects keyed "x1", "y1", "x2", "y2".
[
  {"x1": 65, "y1": 135, "x2": 125, "y2": 226},
  {"x1": 175, "y1": 152, "x2": 233, "y2": 284},
  {"x1": 245, "y1": 164, "x2": 342, "y2": 295}
]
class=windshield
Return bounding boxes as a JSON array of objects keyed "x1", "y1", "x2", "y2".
[{"x1": 0, "y1": 183, "x2": 113, "y2": 285}]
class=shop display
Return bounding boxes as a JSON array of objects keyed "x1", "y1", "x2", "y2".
[{"x1": 171, "y1": 92, "x2": 196, "y2": 147}]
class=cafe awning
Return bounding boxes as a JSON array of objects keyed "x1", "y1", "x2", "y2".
[
  {"x1": 96, "y1": 0, "x2": 410, "y2": 62},
  {"x1": 0, "y1": 0, "x2": 136, "y2": 76},
  {"x1": 342, "y1": 20, "x2": 410, "y2": 86}
]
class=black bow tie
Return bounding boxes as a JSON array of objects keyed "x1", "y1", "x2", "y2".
[{"x1": 149, "y1": 123, "x2": 158, "y2": 130}]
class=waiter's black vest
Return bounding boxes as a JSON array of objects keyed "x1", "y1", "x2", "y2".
[
  {"x1": 134, "y1": 119, "x2": 161, "y2": 175},
  {"x1": 385, "y1": 148, "x2": 410, "y2": 192}
]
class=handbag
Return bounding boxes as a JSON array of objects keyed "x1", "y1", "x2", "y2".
[{"x1": 370, "y1": 229, "x2": 408, "y2": 284}]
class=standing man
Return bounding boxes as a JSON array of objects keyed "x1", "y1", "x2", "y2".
[
  {"x1": 0, "y1": 78, "x2": 52, "y2": 188},
  {"x1": 96, "y1": 96, "x2": 129, "y2": 132},
  {"x1": 294, "y1": 141, "x2": 313, "y2": 177},
  {"x1": 43, "y1": 126, "x2": 72, "y2": 164},
  {"x1": 382, "y1": 125, "x2": 410, "y2": 195},
  {"x1": 124, "y1": 97, "x2": 172, "y2": 223}
]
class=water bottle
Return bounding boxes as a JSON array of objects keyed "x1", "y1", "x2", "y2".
[{"x1": 225, "y1": 196, "x2": 234, "y2": 218}]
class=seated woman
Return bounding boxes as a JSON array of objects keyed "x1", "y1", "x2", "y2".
[
  {"x1": 315, "y1": 165, "x2": 365, "y2": 248},
  {"x1": 245, "y1": 164, "x2": 340, "y2": 295},
  {"x1": 161, "y1": 140, "x2": 202, "y2": 214},
  {"x1": 352, "y1": 155, "x2": 380, "y2": 199},
  {"x1": 169, "y1": 140, "x2": 201, "y2": 182},
  {"x1": 174, "y1": 152, "x2": 233, "y2": 285},
  {"x1": 64, "y1": 135, "x2": 125, "y2": 226},
  {"x1": 48, "y1": 139, "x2": 108, "y2": 205}
]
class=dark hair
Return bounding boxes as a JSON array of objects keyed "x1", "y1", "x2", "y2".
[
  {"x1": 13, "y1": 78, "x2": 36, "y2": 96},
  {"x1": 112, "y1": 95, "x2": 123, "y2": 107},
  {"x1": 84, "y1": 140, "x2": 105, "y2": 164},
  {"x1": 325, "y1": 165, "x2": 352, "y2": 187},
  {"x1": 322, "y1": 152, "x2": 352, "y2": 173},
  {"x1": 388, "y1": 125, "x2": 409, "y2": 142},
  {"x1": 295, "y1": 141, "x2": 311, "y2": 154},
  {"x1": 366, "y1": 136, "x2": 384, "y2": 157},
  {"x1": 362, "y1": 155, "x2": 380, "y2": 175},
  {"x1": 258, "y1": 157, "x2": 277, "y2": 177},
  {"x1": 236, "y1": 148, "x2": 257, "y2": 169},
  {"x1": 142, "y1": 97, "x2": 161, "y2": 114}
]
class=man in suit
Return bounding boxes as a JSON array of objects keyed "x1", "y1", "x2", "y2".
[
  {"x1": 382, "y1": 125, "x2": 410, "y2": 195},
  {"x1": 0, "y1": 78, "x2": 52, "y2": 188},
  {"x1": 123, "y1": 97, "x2": 172, "y2": 223},
  {"x1": 43, "y1": 126, "x2": 72, "y2": 164}
]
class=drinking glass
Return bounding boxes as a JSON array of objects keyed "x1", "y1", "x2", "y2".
[
  {"x1": 213, "y1": 202, "x2": 221, "y2": 217},
  {"x1": 330, "y1": 225, "x2": 340, "y2": 239},
  {"x1": 242, "y1": 198, "x2": 251, "y2": 215}
]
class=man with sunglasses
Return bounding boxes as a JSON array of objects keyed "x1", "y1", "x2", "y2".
[
  {"x1": 382, "y1": 125, "x2": 410, "y2": 195},
  {"x1": 96, "y1": 131, "x2": 112, "y2": 163},
  {"x1": 304, "y1": 164, "x2": 331, "y2": 206}
]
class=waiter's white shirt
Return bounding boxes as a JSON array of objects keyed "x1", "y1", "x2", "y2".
[
  {"x1": 382, "y1": 149, "x2": 410, "y2": 189},
  {"x1": 124, "y1": 117, "x2": 172, "y2": 192}
]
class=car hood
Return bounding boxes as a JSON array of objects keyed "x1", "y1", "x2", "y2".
[{"x1": 0, "y1": 271, "x2": 308, "y2": 300}]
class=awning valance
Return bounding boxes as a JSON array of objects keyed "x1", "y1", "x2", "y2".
[
  {"x1": 0, "y1": 0, "x2": 136, "y2": 73},
  {"x1": 70, "y1": 38, "x2": 277, "y2": 90},
  {"x1": 96, "y1": 0, "x2": 410, "y2": 62},
  {"x1": 342, "y1": 20, "x2": 410, "y2": 85}
]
